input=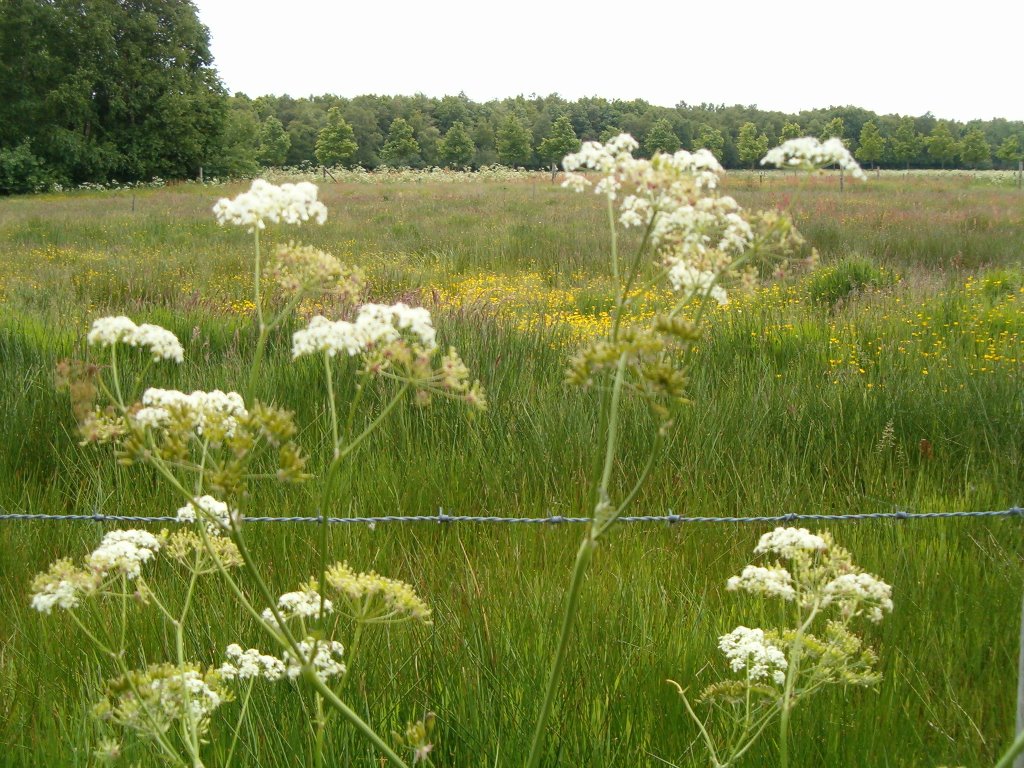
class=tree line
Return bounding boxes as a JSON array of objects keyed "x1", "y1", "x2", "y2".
[{"x1": 3, "y1": 0, "x2": 1023, "y2": 193}]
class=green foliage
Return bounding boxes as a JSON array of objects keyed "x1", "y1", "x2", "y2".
[
  {"x1": 644, "y1": 118, "x2": 681, "y2": 156},
  {"x1": 206, "y1": 100, "x2": 260, "y2": 178},
  {"x1": 820, "y1": 117, "x2": 845, "y2": 141},
  {"x1": 736, "y1": 122, "x2": 769, "y2": 168},
  {"x1": 495, "y1": 116, "x2": 533, "y2": 167},
  {"x1": 996, "y1": 135, "x2": 1022, "y2": 166},
  {"x1": 855, "y1": 122, "x2": 885, "y2": 168},
  {"x1": 959, "y1": 128, "x2": 991, "y2": 168},
  {"x1": 537, "y1": 115, "x2": 580, "y2": 168},
  {"x1": 927, "y1": 122, "x2": 958, "y2": 168},
  {"x1": 0, "y1": 0, "x2": 226, "y2": 184},
  {"x1": 694, "y1": 124, "x2": 725, "y2": 160},
  {"x1": 380, "y1": 118, "x2": 422, "y2": 168},
  {"x1": 805, "y1": 256, "x2": 896, "y2": 308},
  {"x1": 258, "y1": 116, "x2": 291, "y2": 167},
  {"x1": 438, "y1": 121, "x2": 476, "y2": 168},
  {"x1": 0, "y1": 139, "x2": 55, "y2": 193},
  {"x1": 779, "y1": 122, "x2": 803, "y2": 142},
  {"x1": 891, "y1": 117, "x2": 920, "y2": 169},
  {"x1": 315, "y1": 107, "x2": 359, "y2": 168}
]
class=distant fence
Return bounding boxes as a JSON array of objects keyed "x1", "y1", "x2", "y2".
[{"x1": 2, "y1": 507, "x2": 1021, "y2": 525}]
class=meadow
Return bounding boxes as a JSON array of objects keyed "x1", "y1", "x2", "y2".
[{"x1": 0, "y1": 168, "x2": 1022, "y2": 767}]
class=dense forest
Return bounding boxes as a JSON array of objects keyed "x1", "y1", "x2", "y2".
[{"x1": 3, "y1": 0, "x2": 1024, "y2": 192}]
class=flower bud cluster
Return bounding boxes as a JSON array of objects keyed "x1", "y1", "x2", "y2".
[
  {"x1": 213, "y1": 179, "x2": 327, "y2": 231},
  {"x1": 94, "y1": 664, "x2": 226, "y2": 736},
  {"x1": 269, "y1": 242, "x2": 364, "y2": 301},
  {"x1": 325, "y1": 561, "x2": 433, "y2": 625},
  {"x1": 87, "y1": 316, "x2": 184, "y2": 363}
]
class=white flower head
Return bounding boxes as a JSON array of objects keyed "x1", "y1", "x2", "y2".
[
  {"x1": 219, "y1": 644, "x2": 286, "y2": 681},
  {"x1": 822, "y1": 572, "x2": 894, "y2": 622},
  {"x1": 139, "y1": 388, "x2": 248, "y2": 438},
  {"x1": 87, "y1": 316, "x2": 183, "y2": 363},
  {"x1": 262, "y1": 587, "x2": 333, "y2": 627},
  {"x1": 754, "y1": 527, "x2": 828, "y2": 559},
  {"x1": 213, "y1": 179, "x2": 328, "y2": 231},
  {"x1": 761, "y1": 136, "x2": 866, "y2": 180},
  {"x1": 85, "y1": 529, "x2": 162, "y2": 579},
  {"x1": 176, "y1": 495, "x2": 237, "y2": 534},
  {"x1": 283, "y1": 638, "x2": 346, "y2": 680},
  {"x1": 726, "y1": 565, "x2": 796, "y2": 601},
  {"x1": 718, "y1": 626, "x2": 788, "y2": 685}
]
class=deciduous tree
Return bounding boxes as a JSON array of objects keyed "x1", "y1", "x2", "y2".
[
  {"x1": 644, "y1": 118, "x2": 681, "y2": 156},
  {"x1": 438, "y1": 121, "x2": 476, "y2": 168},
  {"x1": 315, "y1": 107, "x2": 358, "y2": 168},
  {"x1": 380, "y1": 117, "x2": 422, "y2": 167},
  {"x1": 854, "y1": 121, "x2": 885, "y2": 169},
  {"x1": 736, "y1": 122, "x2": 769, "y2": 168}
]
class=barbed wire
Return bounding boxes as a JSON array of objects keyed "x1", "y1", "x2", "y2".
[{"x1": 1, "y1": 507, "x2": 1021, "y2": 525}]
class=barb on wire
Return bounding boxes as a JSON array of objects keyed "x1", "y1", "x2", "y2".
[{"x1": 1, "y1": 507, "x2": 1021, "y2": 525}]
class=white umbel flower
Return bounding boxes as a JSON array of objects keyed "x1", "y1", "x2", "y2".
[
  {"x1": 213, "y1": 179, "x2": 328, "y2": 231},
  {"x1": 822, "y1": 572, "x2": 894, "y2": 622},
  {"x1": 176, "y1": 495, "x2": 236, "y2": 534},
  {"x1": 219, "y1": 644, "x2": 286, "y2": 681},
  {"x1": 283, "y1": 638, "x2": 346, "y2": 680},
  {"x1": 754, "y1": 527, "x2": 828, "y2": 559},
  {"x1": 139, "y1": 388, "x2": 248, "y2": 437},
  {"x1": 761, "y1": 136, "x2": 866, "y2": 180},
  {"x1": 726, "y1": 565, "x2": 796, "y2": 601},
  {"x1": 718, "y1": 626, "x2": 788, "y2": 685},
  {"x1": 85, "y1": 529, "x2": 162, "y2": 579},
  {"x1": 87, "y1": 316, "x2": 184, "y2": 363},
  {"x1": 262, "y1": 588, "x2": 333, "y2": 627}
]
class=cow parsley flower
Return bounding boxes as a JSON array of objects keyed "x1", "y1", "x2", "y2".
[
  {"x1": 85, "y1": 529, "x2": 162, "y2": 579},
  {"x1": 726, "y1": 565, "x2": 796, "y2": 601},
  {"x1": 291, "y1": 316, "x2": 364, "y2": 358},
  {"x1": 30, "y1": 559, "x2": 100, "y2": 613},
  {"x1": 283, "y1": 638, "x2": 346, "y2": 680},
  {"x1": 87, "y1": 316, "x2": 183, "y2": 363},
  {"x1": 761, "y1": 137, "x2": 866, "y2": 180},
  {"x1": 822, "y1": 572, "x2": 894, "y2": 622},
  {"x1": 212, "y1": 179, "x2": 328, "y2": 231},
  {"x1": 754, "y1": 527, "x2": 828, "y2": 559},
  {"x1": 219, "y1": 644, "x2": 286, "y2": 681},
  {"x1": 262, "y1": 585, "x2": 333, "y2": 628},
  {"x1": 176, "y1": 495, "x2": 236, "y2": 534},
  {"x1": 292, "y1": 302, "x2": 438, "y2": 360},
  {"x1": 138, "y1": 388, "x2": 248, "y2": 438},
  {"x1": 718, "y1": 626, "x2": 788, "y2": 685},
  {"x1": 94, "y1": 664, "x2": 225, "y2": 734}
]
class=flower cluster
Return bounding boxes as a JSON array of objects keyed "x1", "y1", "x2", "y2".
[
  {"x1": 717, "y1": 626, "x2": 788, "y2": 686},
  {"x1": 213, "y1": 179, "x2": 327, "y2": 231},
  {"x1": 283, "y1": 638, "x2": 346, "y2": 681},
  {"x1": 30, "y1": 559, "x2": 101, "y2": 613},
  {"x1": 325, "y1": 562, "x2": 433, "y2": 624},
  {"x1": 94, "y1": 664, "x2": 226, "y2": 736},
  {"x1": 87, "y1": 316, "x2": 183, "y2": 363},
  {"x1": 761, "y1": 137, "x2": 867, "y2": 180},
  {"x1": 561, "y1": 134, "x2": 763, "y2": 307},
  {"x1": 85, "y1": 529, "x2": 163, "y2": 579},
  {"x1": 176, "y1": 495, "x2": 237, "y2": 534},
  {"x1": 262, "y1": 584, "x2": 333, "y2": 628},
  {"x1": 292, "y1": 302, "x2": 437, "y2": 359},
  {"x1": 134, "y1": 388, "x2": 248, "y2": 439},
  {"x1": 219, "y1": 644, "x2": 286, "y2": 682},
  {"x1": 268, "y1": 242, "x2": 363, "y2": 301},
  {"x1": 730, "y1": 527, "x2": 893, "y2": 622}
]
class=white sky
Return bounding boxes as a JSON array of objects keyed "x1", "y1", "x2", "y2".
[{"x1": 193, "y1": 0, "x2": 1024, "y2": 123}]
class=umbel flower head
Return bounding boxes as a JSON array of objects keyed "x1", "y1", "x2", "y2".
[
  {"x1": 761, "y1": 136, "x2": 867, "y2": 180},
  {"x1": 325, "y1": 561, "x2": 433, "y2": 625},
  {"x1": 213, "y1": 179, "x2": 328, "y2": 231},
  {"x1": 718, "y1": 626, "x2": 788, "y2": 686},
  {"x1": 269, "y1": 242, "x2": 364, "y2": 301},
  {"x1": 219, "y1": 644, "x2": 286, "y2": 682},
  {"x1": 87, "y1": 316, "x2": 183, "y2": 363}
]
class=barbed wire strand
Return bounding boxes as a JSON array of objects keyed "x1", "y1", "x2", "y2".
[{"x1": 1, "y1": 507, "x2": 1021, "y2": 525}]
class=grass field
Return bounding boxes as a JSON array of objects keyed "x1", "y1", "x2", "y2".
[{"x1": 0, "y1": 170, "x2": 1022, "y2": 767}]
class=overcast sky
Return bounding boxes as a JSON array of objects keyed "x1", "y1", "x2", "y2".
[{"x1": 192, "y1": 0, "x2": 1024, "y2": 123}]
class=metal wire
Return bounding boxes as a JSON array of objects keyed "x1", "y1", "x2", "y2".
[{"x1": 1, "y1": 507, "x2": 1022, "y2": 525}]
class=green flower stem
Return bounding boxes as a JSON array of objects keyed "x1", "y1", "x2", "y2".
[
  {"x1": 598, "y1": 353, "x2": 629, "y2": 495},
  {"x1": 324, "y1": 353, "x2": 340, "y2": 457},
  {"x1": 994, "y1": 727, "x2": 1024, "y2": 768},
  {"x1": 671, "y1": 682, "x2": 724, "y2": 768},
  {"x1": 109, "y1": 345, "x2": 125, "y2": 409},
  {"x1": 223, "y1": 677, "x2": 255, "y2": 768},
  {"x1": 779, "y1": 604, "x2": 819, "y2": 768},
  {"x1": 525, "y1": 535, "x2": 597, "y2": 768},
  {"x1": 594, "y1": 429, "x2": 664, "y2": 539},
  {"x1": 314, "y1": 695, "x2": 327, "y2": 768},
  {"x1": 301, "y1": 667, "x2": 409, "y2": 768},
  {"x1": 253, "y1": 228, "x2": 264, "y2": 331}
]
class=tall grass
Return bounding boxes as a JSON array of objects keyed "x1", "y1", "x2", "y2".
[{"x1": 0, "y1": 173, "x2": 1022, "y2": 766}]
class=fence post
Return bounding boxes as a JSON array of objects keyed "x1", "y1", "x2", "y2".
[{"x1": 1016, "y1": 592, "x2": 1024, "y2": 768}]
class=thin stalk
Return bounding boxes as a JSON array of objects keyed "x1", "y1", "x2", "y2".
[
  {"x1": 671, "y1": 682, "x2": 723, "y2": 768},
  {"x1": 595, "y1": 430, "x2": 664, "y2": 538},
  {"x1": 302, "y1": 668, "x2": 409, "y2": 768},
  {"x1": 223, "y1": 678, "x2": 255, "y2": 768},
  {"x1": 524, "y1": 536, "x2": 597, "y2": 768},
  {"x1": 109, "y1": 345, "x2": 125, "y2": 409},
  {"x1": 314, "y1": 695, "x2": 327, "y2": 768},
  {"x1": 995, "y1": 728, "x2": 1024, "y2": 768},
  {"x1": 779, "y1": 605, "x2": 819, "y2": 768}
]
